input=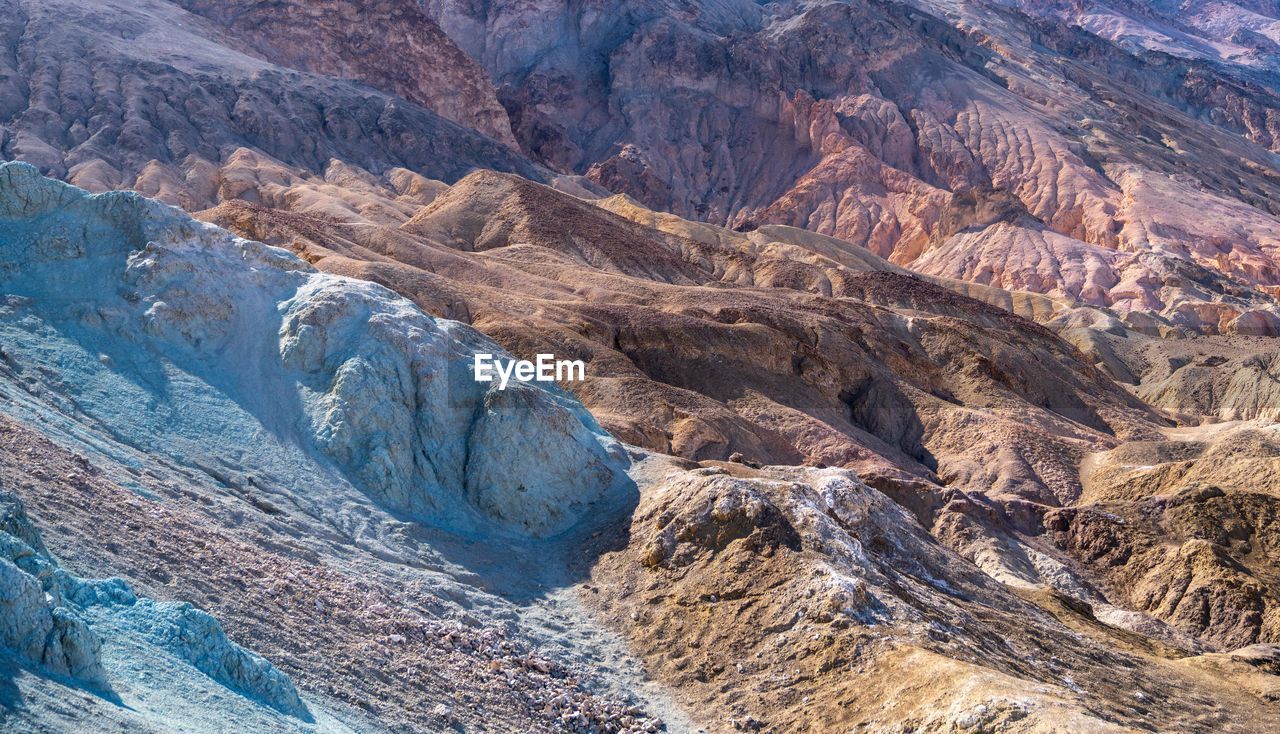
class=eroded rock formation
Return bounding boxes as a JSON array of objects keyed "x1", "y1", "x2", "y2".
[
  {"x1": 197, "y1": 155, "x2": 1164, "y2": 511},
  {"x1": 3, "y1": 3, "x2": 1280, "y2": 732},
  {"x1": 420, "y1": 0, "x2": 1280, "y2": 333},
  {"x1": 0, "y1": 0, "x2": 539, "y2": 209},
  {"x1": 178, "y1": 152, "x2": 1280, "y2": 731}
]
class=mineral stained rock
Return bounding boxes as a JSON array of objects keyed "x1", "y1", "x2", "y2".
[
  {"x1": 0, "y1": 164, "x2": 676, "y2": 734},
  {"x1": 420, "y1": 0, "x2": 1280, "y2": 332},
  {"x1": 0, "y1": 161, "x2": 627, "y2": 539},
  {"x1": 199, "y1": 157, "x2": 1161, "y2": 510},
  {"x1": 186, "y1": 152, "x2": 1280, "y2": 732},
  {"x1": 3, "y1": 3, "x2": 1280, "y2": 733},
  {"x1": 0, "y1": 489, "x2": 307, "y2": 719}
]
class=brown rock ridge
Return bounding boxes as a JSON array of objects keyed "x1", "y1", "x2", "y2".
[
  {"x1": 1052, "y1": 420, "x2": 1280, "y2": 650},
  {"x1": 198, "y1": 153, "x2": 1163, "y2": 511},
  {"x1": 0, "y1": 0, "x2": 539, "y2": 211},
  {"x1": 171, "y1": 0, "x2": 519, "y2": 148},
  {"x1": 1069, "y1": 329, "x2": 1280, "y2": 424}
]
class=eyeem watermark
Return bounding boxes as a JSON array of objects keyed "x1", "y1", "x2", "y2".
[{"x1": 473, "y1": 353, "x2": 586, "y2": 390}]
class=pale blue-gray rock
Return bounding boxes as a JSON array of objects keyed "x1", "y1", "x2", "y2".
[
  {"x1": 0, "y1": 489, "x2": 309, "y2": 717},
  {"x1": 0, "y1": 161, "x2": 631, "y2": 539}
]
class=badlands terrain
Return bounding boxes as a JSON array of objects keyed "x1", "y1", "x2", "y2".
[{"x1": 1, "y1": 0, "x2": 1280, "y2": 733}]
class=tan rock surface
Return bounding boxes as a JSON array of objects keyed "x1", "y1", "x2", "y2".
[
  {"x1": 1044, "y1": 421, "x2": 1280, "y2": 651},
  {"x1": 580, "y1": 457, "x2": 1280, "y2": 733}
]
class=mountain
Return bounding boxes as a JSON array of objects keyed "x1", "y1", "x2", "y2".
[
  {"x1": 1, "y1": 158, "x2": 1278, "y2": 731},
  {"x1": 2, "y1": 1, "x2": 1280, "y2": 732},
  {"x1": 0, "y1": 161, "x2": 653, "y2": 732},
  {"x1": 199, "y1": 157, "x2": 1160, "y2": 508},
  {"x1": 9, "y1": 0, "x2": 1280, "y2": 331},
  {"x1": 169, "y1": 0, "x2": 520, "y2": 147},
  {"x1": 0, "y1": 0, "x2": 541, "y2": 207},
  {"x1": 419, "y1": 0, "x2": 1280, "y2": 333},
  {"x1": 193, "y1": 151, "x2": 1280, "y2": 655}
]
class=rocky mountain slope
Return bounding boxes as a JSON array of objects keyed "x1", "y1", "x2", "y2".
[
  {"x1": 197, "y1": 152, "x2": 1161, "y2": 508},
  {"x1": 0, "y1": 162, "x2": 662, "y2": 733},
  {"x1": 2, "y1": 160, "x2": 1278, "y2": 731},
  {"x1": 168, "y1": 0, "x2": 519, "y2": 148},
  {"x1": 419, "y1": 0, "x2": 1280, "y2": 333},
  {"x1": 192, "y1": 150, "x2": 1280, "y2": 658},
  {"x1": 0, "y1": 487, "x2": 316, "y2": 733},
  {"x1": 3, "y1": 1, "x2": 1280, "y2": 732},
  {"x1": 0, "y1": 0, "x2": 540, "y2": 208},
  {"x1": 7, "y1": 0, "x2": 1280, "y2": 333}
]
